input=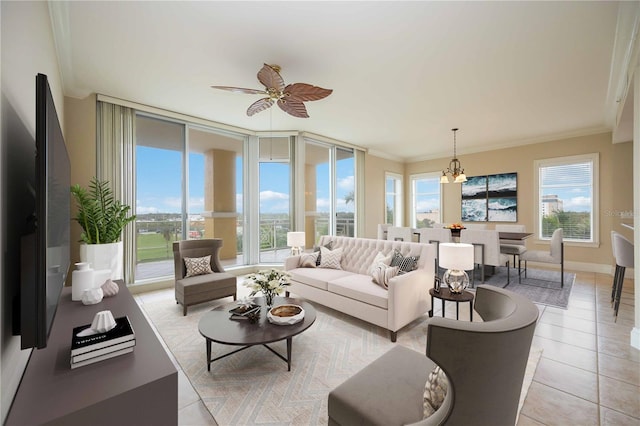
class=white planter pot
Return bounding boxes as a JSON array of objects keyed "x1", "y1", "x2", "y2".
[{"x1": 80, "y1": 241, "x2": 123, "y2": 280}]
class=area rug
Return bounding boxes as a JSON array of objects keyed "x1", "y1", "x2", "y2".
[
  {"x1": 478, "y1": 267, "x2": 575, "y2": 309},
  {"x1": 141, "y1": 298, "x2": 543, "y2": 425}
]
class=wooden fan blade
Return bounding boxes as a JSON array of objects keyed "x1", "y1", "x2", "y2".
[
  {"x1": 247, "y1": 98, "x2": 274, "y2": 116},
  {"x1": 284, "y1": 83, "x2": 333, "y2": 102},
  {"x1": 277, "y1": 98, "x2": 309, "y2": 118},
  {"x1": 211, "y1": 86, "x2": 267, "y2": 95},
  {"x1": 257, "y1": 64, "x2": 285, "y2": 92}
]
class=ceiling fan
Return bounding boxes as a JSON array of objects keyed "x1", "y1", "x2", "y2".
[{"x1": 211, "y1": 63, "x2": 332, "y2": 118}]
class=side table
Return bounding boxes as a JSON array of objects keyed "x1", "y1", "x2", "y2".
[{"x1": 429, "y1": 288, "x2": 474, "y2": 321}]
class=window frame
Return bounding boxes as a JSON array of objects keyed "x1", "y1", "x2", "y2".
[
  {"x1": 410, "y1": 172, "x2": 442, "y2": 228},
  {"x1": 384, "y1": 172, "x2": 403, "y2": 226},
  {"x1": 533, "y1": 153, "x2": 599, "y2": 247}
]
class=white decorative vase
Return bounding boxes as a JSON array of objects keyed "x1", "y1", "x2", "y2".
[
  {"x1": 80, "y1": 241, "x2": 123, "y2": 280},
  {"x1": 72, "y1": 263, "x2": 94, "y2": 301}
]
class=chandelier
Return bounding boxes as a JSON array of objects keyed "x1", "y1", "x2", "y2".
[{"x1": 440, "y1": 128, "x2": 467, "y2": 184}]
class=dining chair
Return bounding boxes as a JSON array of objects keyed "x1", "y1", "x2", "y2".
[
  {"x1": 519, "y1": 228, "x2": 564, "y2": 287},
  {"x1": 417, "y1": 228, "x2": 453, "y2": 266},
  {"x1": 459, "y1": 229, "x2": 510, "y2": 284},
  {"x1": 612, "y1": 232, "x2": 634, "y2": 321},
  {"x1": 377, "y1": 224, "x2": 390, "y2": 240},
  {"x1": 496, "y1": 224, "x2": 528, "y2": 268},
  {"x1": 387, "y1": 226, "x2": 414, "y2": 242}
]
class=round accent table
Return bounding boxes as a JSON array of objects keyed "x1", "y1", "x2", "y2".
[
  {"x1": 428, "y1": 288, "x2": 474, "y2": 321},
  {"x1": 198, "y1": 297, "x2": 316, "y2": 372}
]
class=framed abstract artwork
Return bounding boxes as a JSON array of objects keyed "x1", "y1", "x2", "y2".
[{"x1": 461, "y1": 172, "x2": 517, "y2": 222}]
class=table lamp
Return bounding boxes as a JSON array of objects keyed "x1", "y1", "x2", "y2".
[
  {"x1": 438, "y1": 243, "x2": 474, "y2": 293},
  {"x1": 287, "y1": 231, "x2": 306, "y2": 256}
]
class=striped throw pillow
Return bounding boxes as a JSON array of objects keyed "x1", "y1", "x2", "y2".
[
  {"x1": 319, "y1": 246, "x2": 343, "y2": 270},
  {"x1": 299, "y1": 252, "x2": 319, "y2": 268},
  {"x1": 423, "y1": 366, "x2": 448, "y2": 418}
]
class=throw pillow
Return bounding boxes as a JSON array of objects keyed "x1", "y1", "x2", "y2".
[
  {"x1": 423, "y1": 366, "x2": 449, "y2": 418},
  {"x1": 368, "y1": 251, "x2": 393, "y2": 275},
  {"x1": 313, "y1": 241, "x2": 334, "y2": 266},
  {"x1": 299, "y1": 252, "x2": 319, "y2": 268},
  {"x1": 319, "y1": 246, "x2": 343, "y2": 269},
  {"x1": 371, "y1": 263, "x2": 400, "y2": 289},
  {"x1": 184, "y1": 255, "x2": 213, "y2": 278},
  {"x1": 390, "y1": 249, "x2": 420, "y2": 274}
]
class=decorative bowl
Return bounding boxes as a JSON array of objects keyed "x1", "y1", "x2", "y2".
[{"x1": 267, "y1": 304, "x2": 305, "y2": 325}]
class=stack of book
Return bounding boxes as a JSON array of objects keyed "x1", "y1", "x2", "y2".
[
  {"x1": 229, "y1": 304, "x2": 260, "y2": 320},
  {"x1": 71, "y1": 316, "x2": 135, "y2": 369}
]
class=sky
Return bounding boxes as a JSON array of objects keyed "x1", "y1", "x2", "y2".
[{"x1": 135, "y1": 146, "x2": 355, "y2": 215}]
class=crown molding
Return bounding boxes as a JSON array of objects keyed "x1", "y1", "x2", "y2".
[{"x1": 406, "y1": 126, "x2": 612, "y2": 164}]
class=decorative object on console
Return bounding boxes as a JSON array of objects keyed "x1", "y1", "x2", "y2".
[
  {"x1": 267, "y1": 304, "x2": 305, "y2": 325},
  {"x1": 71, "y1": 314, "x2": 135, "y2": 369},
  {"x1": 287, "y1": 231, "x2": 306, "y2": 255},
  {"x1": 440, "y1": 128, "x2": 467, "y2": 183},
  {"x1": 101, "y1": 279, "x2": 119, "y2": 297},
  {"x1": 82, "y1": 287, "x2": 104, "y2": 305},
  {"x1": 72, "y1": 262, "x2": 94, "y2": 301},
  {"x1": 439, "y1": 243, "x2": 474, "y2": 293},
  {"x1": 71, "y1": 177, "x2": 136, "y2": 279},
  {"x1": 244, "y1": 268, "x2": 292, "y2": 307},
  {"x1": 211, "y1": 63, "x2": 332, "y2": 118},
  {"x1": 76, "y1": 310, "x2": 117, "y2": 336}
]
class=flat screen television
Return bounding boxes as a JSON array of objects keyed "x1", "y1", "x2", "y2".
[{"x1": 20, "y1": 73, "x2": 71, "y2": 349}]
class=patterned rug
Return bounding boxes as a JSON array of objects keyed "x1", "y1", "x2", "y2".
[
  {"x1": 479, "y1": 267, "x2": 575, "y2": 308},
  {"x1": 141, "y1": 298, "x2": 541, "y2": 425}
]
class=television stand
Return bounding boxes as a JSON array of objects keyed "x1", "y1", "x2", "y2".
[{"x1": 6, "y1": 281, "x2": 177, "y2": 425}]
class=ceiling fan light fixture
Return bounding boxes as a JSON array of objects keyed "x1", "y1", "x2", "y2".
[{"x1": 211, "y1": 63, "x2": 332, "y2": 118}]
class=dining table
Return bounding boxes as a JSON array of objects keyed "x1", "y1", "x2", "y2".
[{"x1": 446, "y1": 228, "x2": 533, "y2": 241}]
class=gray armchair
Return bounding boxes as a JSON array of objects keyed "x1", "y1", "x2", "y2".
[
  {"x1": 328, "y1": 285, "x2": 539, "y2": 425},
  {"x1": 173, "y1": 239, "x2": 236, "y2": 315}
]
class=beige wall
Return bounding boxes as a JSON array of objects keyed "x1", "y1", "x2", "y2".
[
  {"x1": 0, "y1": 1, "x2": 66, "y2": 421},
  {"x1": 363, "y1": 153, "x2": 404, "y2": 238},
  {"x1": 405, "y1": 132, "x2": 633, "y2": 272},
  {"x1": 65, "y1": 95, "x2": 97, "y2": 270}
]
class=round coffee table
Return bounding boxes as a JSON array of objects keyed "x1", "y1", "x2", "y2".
[{"x1": 198, "y1": 296, "x2": 316, "y2": 371}]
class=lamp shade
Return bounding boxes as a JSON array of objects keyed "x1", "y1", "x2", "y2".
[
  {"x1": 438, "y1": 243, "x2": 474, "y2": 270},
  {"x1": 287, "y1": 231, "x2": 306, "y2": 247}
]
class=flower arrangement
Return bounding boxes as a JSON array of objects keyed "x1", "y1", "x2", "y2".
[{"x1": 244, "y1": 268, "x2": 292, "y2": 306}]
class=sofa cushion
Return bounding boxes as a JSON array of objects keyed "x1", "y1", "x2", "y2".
[
  {"x1": 367, "y1": 251, "x2": 393, "y2": 275},
  {"x1": 313, "y1": 241, "x2": 334, "y2": 266},
  {"x1": 289, "y1": 267, "x2": 352, "y2": 291},
  {"x1": 320, "y1": 246, "x2": 343, "y2": 269},
  {"x1": 371, "y1": 263, "x2": 399, "y2": 289},
  {"x1": 328, "y1": 274, "x2": 389, "y2": 309},
  {"x1": 184, "y1": 255, "x2": 213, "y2": 278},
  {"x1": 390, "y1": 249, "x2": 420, "y2": 274},
  {"x1": 299, "y1": 252, "x2": 319, "y2": 268}
]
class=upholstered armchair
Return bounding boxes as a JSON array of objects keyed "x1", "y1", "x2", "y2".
[
  {"x1": 328, "y1": 285, "x2": 539, "y2": 425},
  {"x1": 173, "y1": 239, "x2": 237, "y2": 315}
]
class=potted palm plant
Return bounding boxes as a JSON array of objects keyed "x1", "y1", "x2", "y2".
[{"x1": 71, "y1": 177, "x2": 136, "y2": 280}]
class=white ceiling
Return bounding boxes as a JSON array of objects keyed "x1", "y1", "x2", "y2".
[{"x1": 52, "y1": 1, "x2": 623, "y2": 161}]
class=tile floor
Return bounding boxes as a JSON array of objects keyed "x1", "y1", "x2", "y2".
[{"x1": 135, "y1": 270, "x2": 638, "y2": 426}]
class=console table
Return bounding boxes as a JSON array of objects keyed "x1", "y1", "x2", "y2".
[{"x1": 6, "y1": 282, "x2": 178, "y2": 426}]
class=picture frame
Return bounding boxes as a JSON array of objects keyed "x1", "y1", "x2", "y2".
[{"x1": 461, "y1": 172, "x2": 517, "y2": 222}]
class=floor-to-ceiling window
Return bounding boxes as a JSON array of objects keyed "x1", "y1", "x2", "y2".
[
  {"x1": 258, "y1": 137, "x2": 291, "y2": 263},
  {"x1": 134, "y1": 115, "x2": 246, "y2": 281},
  {"x1": 303, "y1": 140, "x2": 355, "y2": 246},
  {"x1": 135, "y1": 115, "x2": 185, "y2": 280}
]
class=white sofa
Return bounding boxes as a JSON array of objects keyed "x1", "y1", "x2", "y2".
[{"x1": 284, "y1": 236, "x2": 436, "y2": 341}]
